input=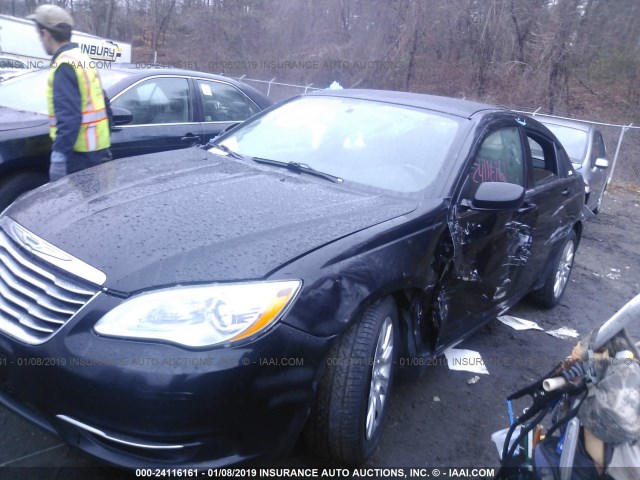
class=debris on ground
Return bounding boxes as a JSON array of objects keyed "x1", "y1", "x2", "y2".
[
  {"x1": 444, "y1": 347, "x2": 490, "y2": 375},
  {"x1": 497, "y1": 315, "x2": 543, "y2": 331},
  {"x1": 499, "y1": 314, "x2": 580, "y2": 341},
  {"x1": 545, "y1": 327, "x2": 580, "y2": 340},
  {"x1": 606, "y1": 268, "x2": 621, "y2": 280}
]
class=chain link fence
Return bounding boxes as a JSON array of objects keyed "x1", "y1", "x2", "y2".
[
  {"x1": 600, "y1": 125, "x2": 639, "y2": 186},
  {"x1": 233, "y1": 77, "x2": 640, "y2": 187},
  {"x1": 233, "y1": 76, "x2": 322, "y2": 103}
]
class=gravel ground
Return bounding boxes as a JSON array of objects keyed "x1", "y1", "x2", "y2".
[{"x1": 1, "y1": 185, "x2": 639, "y2": 479}]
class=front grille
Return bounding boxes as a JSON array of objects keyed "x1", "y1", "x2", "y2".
[{"x1": 0, "y1": 229, "x2": 99, "y2": 345}]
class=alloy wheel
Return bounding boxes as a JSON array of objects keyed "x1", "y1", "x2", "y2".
[
  {"x1": 366, "y1": 315, "x2": 394, "y2": 440},
  {"x1": 553, "y1": 240, "x2": 575, "y2": 299}
]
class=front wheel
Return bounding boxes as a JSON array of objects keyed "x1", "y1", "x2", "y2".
[
  {"x1": 529, "y1": 229, "x2": 577, "y2": 308},
  {"x1": 304, "y1": 297, "x2": 398, "y2": 464}
]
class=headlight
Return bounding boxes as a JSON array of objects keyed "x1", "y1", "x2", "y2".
[{"x1": 94, "y1": 280, "x2": 301, "y2": 347}]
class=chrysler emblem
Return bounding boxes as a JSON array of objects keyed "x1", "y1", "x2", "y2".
[{"x1": 5, "y1": 219, "x2": 72, "y2": 262}]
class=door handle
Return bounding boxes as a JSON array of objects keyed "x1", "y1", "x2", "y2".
[
  {"x1": 561, "y1": 188, "x2": 571, "y2": 196},
  {"x1": 181, "y1": 134, "x2": 198, "y2": 143}
]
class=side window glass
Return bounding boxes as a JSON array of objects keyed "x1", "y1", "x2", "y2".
[
  {"x1": 462, "y1": 127, "x2": 524, "y2": 198},
  {"x1": 591, "y1": 131, "x2": 606, "y2": 167},
  {"x1": 528, "y1": 133, "x2": 558, "y2": 185},
  {"x1": 597, "y1": 133, "x2": 606, "y2": 158},
  {"x1": 112, "y1": 77, "x2": 191, "y2": 125},
  {"x1": 558, "y1": 145, "x2": 574, "y2": 176},
  {"x1": 197, "y1": 80, "x2": 260, "y2": 122}
]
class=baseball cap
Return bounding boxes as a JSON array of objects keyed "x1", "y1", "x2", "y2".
[{"x1": 27, "y1": 5, "x2": 74, "y2": 32}]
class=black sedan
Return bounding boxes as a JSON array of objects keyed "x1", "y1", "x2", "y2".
[
  {"x1": 0, "y1": 90, "x2": 584, "y2": 468},
  {"x1": 0, "y1": 66, "x2": 272, "y2": 209}
]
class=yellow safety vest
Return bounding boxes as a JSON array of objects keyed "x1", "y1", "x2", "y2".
[{"x1": 47, "y1": 47, "x2": 111, "y2": 152}]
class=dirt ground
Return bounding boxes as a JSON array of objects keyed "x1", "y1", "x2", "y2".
[{"x1": 0, "y1": 185, "x2": 639, "y2": 479}]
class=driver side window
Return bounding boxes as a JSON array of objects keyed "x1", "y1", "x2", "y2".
[
  {"x1": 462, "y1": 127, "x2": 525, "y2": 198},
  {"x1": 112, "y1": 77, "x2": 191, "y2": 125}
]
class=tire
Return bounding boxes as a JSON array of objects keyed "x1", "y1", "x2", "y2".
[
  {"x1": 304, "y1": 297, "x2": 398, "y2": 464},
  {"x1": 529, "y1": 229, "x2": 577, "y2": 308},
  {"x1": 0, "y1": 172, "x2": 49, "y2": 211}
]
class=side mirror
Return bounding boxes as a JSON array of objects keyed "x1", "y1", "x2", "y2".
[
  {"x1": 111, "y1": 107, "x2": 133, "y2": 126},
  {"x1": 468, "y1": 182, "x2": 525, "y2": 211},
  {"x1": 595, "y1": 158, "x2": 609, "y2": 169}
]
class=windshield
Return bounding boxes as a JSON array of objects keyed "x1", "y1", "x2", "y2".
[
  {"x1": 542, "y1": 123, "x2": 589, "y2": 164},
  {"x1": 0, "y1": 68, "x2": 130, "y2": 114},
  {"x1": 218, "y1": 96, "x2": 461, "y2": 193}
]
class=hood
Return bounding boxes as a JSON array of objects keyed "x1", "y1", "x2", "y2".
[
  {"x1": 6, "y1": 148, "x2": 418, "y2": 293},
  {"x1": 0, "y1": 106, "x2": 48, "y2": 132}
]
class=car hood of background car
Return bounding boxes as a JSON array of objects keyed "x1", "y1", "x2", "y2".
[
  {"x1": 6, "y1": 148, "x2": 419, "y2": 293},
  {"x1": 0, "y1": 107, "x2": 48, "y2": 132}
]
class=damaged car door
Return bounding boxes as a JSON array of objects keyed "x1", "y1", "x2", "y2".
[
  {"x1": 521, "y1": 123, "x2": 584, "y2": 306},
  {"x1": 438, "y1": 122, "x2": 537, "y2": 348}
]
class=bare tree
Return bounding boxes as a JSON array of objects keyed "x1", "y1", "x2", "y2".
[
  {"x1": 0, "y1": 0, "x2": 637, "y2": 121},
  {"x1": 153, "y1": 0, "x2": 176, "y2": 50},
  {"x1": 104, "y1": 0, "x2": 115, "y2": 38}
]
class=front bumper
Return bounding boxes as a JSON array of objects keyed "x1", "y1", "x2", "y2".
[{"x1": 0, "y1": 291, "x2": 331, "y2": 468}]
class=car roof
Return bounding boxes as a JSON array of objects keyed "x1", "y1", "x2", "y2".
[
  {"x1": 108, "y1": 64, "x2": 250, "y2": 87},
  {"x1": 306, "y1": 89, "x2": 504, "y2": 119},
  {"x1": 531, "y1": 115, "x2": 594, "y2": 133},
  {"x1": 103, "y1": 64, "x2": 273, "y2": 108}
]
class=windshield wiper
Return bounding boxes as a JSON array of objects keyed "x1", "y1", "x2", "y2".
[{"x1": 252, "y1": 157, "x2": 343, "y2": 183}]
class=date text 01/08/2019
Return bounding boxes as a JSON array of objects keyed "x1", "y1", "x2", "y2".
[{"x1": 210, "y1": 468, "x2": 407, "y2": 477}]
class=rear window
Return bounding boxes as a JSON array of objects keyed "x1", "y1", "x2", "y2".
[{"x1": 542, "y1": 123, "x2": 588, "y2": 164}]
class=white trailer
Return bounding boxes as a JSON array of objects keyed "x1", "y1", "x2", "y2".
[{"x1": 0, "y1": 13, "x2": 131, "y2": 66}]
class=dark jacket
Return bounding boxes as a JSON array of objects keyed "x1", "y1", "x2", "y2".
[{"x1": 51, "y1": 43, "x2": 112, "y2": 172}]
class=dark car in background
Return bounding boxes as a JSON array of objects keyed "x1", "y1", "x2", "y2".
[
  {"x1": 0, "y1": 91, "x2": 584, "y2": 468},
  {"x1": 0, "y1": 65, "x2": 272, "y2": 209},
  {"x1": 536, "y1": 116, "x2": 610, "y2": 213}
]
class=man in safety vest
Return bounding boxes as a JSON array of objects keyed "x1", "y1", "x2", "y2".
[{"x1": 28, "y1": 5, "x2": 112, "y2": 181}]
